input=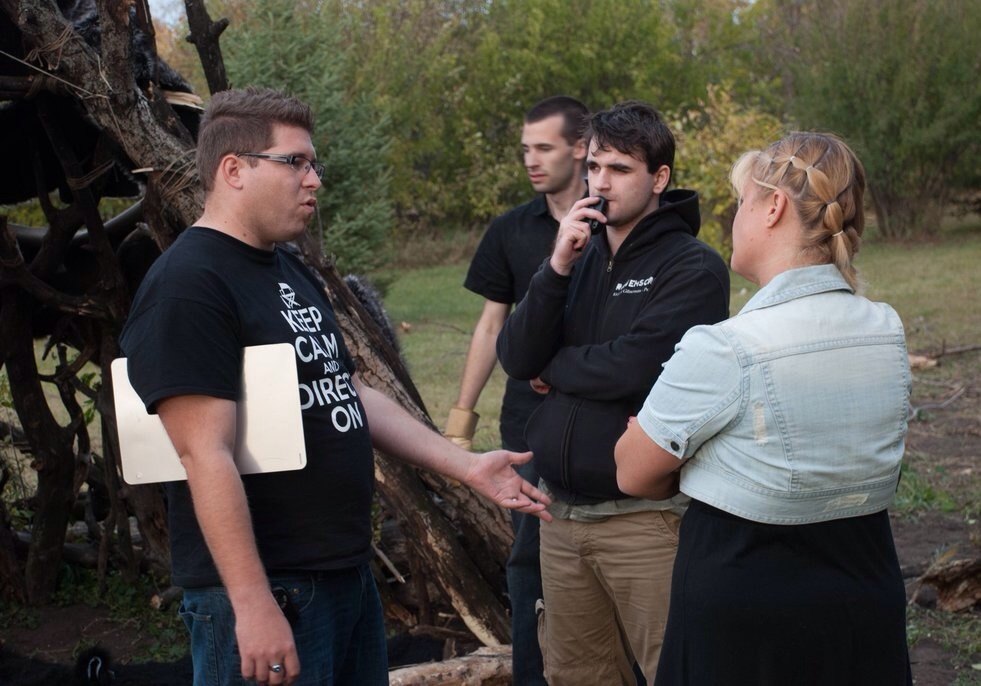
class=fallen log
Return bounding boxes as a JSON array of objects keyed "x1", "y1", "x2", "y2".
[
  {"x1": 388, "y1": 646, "x2": 513, "y2": 686},
  {"x1": 912, "y1": 557, "x2": 981, "y2": 612}
]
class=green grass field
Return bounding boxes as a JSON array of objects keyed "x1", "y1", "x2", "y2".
[{"x1": 382, "y1": 221, "x2": 981, "y2": 450}]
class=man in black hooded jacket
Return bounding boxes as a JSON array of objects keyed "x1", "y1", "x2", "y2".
[{"x1": 497, "y1": 101, "x2": 729, "y2": 685}]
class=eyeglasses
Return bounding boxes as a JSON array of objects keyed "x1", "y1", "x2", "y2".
[{"x1": 237, "y1": 152, "x2": 325, "y2": 179}]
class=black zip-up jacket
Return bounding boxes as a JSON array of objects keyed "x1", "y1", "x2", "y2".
[{"x1": 497, "y1": 189, "x2": 730, "y2": 503}]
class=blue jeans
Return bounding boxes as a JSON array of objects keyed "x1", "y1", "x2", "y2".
[
  {"x1": 506, "y1": 452, "x2": 546, "y2": 685},
  {"x1": 179, "y1": 564, "x2": 387, "y2": 685}
]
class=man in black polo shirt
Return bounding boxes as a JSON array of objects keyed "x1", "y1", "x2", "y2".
[
  {"x1": 444, "y1": 95, "x2": 589, "y2": 685},
  {"x1": 497, "y1": 101, "x2": 730, "y2": 685}
]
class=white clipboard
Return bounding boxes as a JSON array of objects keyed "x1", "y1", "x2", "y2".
[{"x1": 111, "y1": 343, "x2": 307, "y2": 485}]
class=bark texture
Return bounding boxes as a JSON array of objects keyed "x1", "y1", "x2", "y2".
[{"x1": 0, "y1": 0, "x2": 513, "y2": 641}]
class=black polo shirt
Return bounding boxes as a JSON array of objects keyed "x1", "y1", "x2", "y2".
[{"x1": 464, "y1": 196, "x2": 558, "y2": 449}]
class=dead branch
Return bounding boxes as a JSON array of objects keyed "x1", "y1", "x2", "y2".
[
  {"x1": 183, "y1": 0, "x2": 228, "y2": 94},
  {"x1": 910, "y1": 386, "x2": 967, "y2": 419},
  {"x1": 0, "y1": 220, "x2": 111, "y2": 321},
  {"x1": 150, "y1": 585, "x2": 184, "y2": 611},
  {"x1": 388, "y1": 646, "x2": 512, "y2": 686},
  {"x1": 908, "y1": 353, "x2": 938, "y2": 370},
  {"x1": 373, "y1": 542, "x2": 407, "y2": 584},
  {"x1": 0, "y1": 74, "x2": 36, "y2": 97},
  {"x1": 937, "y1": 343, "x2": 981, "y2": 358},
  {"x1": 911, "y1": 344, "x2": 981, "y2": 370},
  {"x1": 410, "y1": 625, "x2": 477, "y2": 642}
]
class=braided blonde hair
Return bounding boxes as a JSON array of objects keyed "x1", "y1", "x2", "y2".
[{"x1": 730, "y1": 132, "x2": 866, "y2": 290}]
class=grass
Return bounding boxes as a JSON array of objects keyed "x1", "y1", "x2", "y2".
[
  {"x1": 381, "y1": 219, "x2": 981, "y2": 449},
  {"x1": 906, "y1": 606, "x2": 981, "y2": 684},
  {"x1": 893, "y1": 456, "x2": 961, "y2": 517},
  {"x1": 381, "y1": 264, "x2": 509, "y2": 451},
  {"x1": 861, "y1": 220, "x2": 981, "y2": 358}
]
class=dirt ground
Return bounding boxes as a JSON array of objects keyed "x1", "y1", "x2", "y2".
[
  {"x1": 895, "y1": 355, "x2": 981, "y2": 685},
  {"x1": 2, "y1": 359, "x2": 980, "y2": 685}
]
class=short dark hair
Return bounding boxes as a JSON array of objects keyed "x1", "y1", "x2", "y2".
[
  {"x1": 196, "y1": 87, "x2": 315, "y2": 192},
  {"x1": 524, "y1": 95, "x2": 590, "y2": 146},
  {"x1": 586, "y1": 101, "x2": 675, "y2": 175}
]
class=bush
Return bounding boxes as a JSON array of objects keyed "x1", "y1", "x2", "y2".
[
  {"x1": 223, "y1": 0, "x2": 394, "y2": 274},
  {"x1": 673, "y1": 85, "x2": 785, "y2": 260},
  {"x1": 767, "y1": 0, "x2": 981, "y2": 239}
]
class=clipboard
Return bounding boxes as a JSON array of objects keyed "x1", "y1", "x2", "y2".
[{"x1": 111, "y1": 343, "x2": 307, "y2": 485}]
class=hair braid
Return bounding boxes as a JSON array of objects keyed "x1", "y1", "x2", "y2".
[{"x1": 730, "y1": 132, "x2": 866, "y2": 291}]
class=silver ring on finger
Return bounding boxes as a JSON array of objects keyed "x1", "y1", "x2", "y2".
[{"x1": 270, "y1": 664, "x2": 283, "y2": 673}]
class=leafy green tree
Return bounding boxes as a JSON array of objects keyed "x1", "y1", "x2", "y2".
[
  {"x1": 758, "y1": 0, "x2": 981, "y2": 239},
  {"x1": 324, "y1": 0, "x2": 483, "y2": 236},
  {"x1": 660, "y1": 0, "x2": 764, "y2": 108},
  {"x1": 328, "y1": 0, "x2": 755, "y2": 239},
  {"x1": 208, "y1": 0, "x2": 763, "y2": 250},
  {"x1": 222, "y1": 0, "x2": 394, "y2": 274},
  {"x1": 451, "y1": 0, "x2": 679, "y2": 222},
  {"x1": 674, "y1": 84, "x2": 785, "y2": 260}
]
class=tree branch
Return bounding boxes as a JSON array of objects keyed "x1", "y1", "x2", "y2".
[
  {"x1": 183, "y1": 0, "x2": 228, "y2": 94},
  {"x1": 2, "y1": 0, "x2": 202, "y2": 233},
  {"x1": 0, "y1": 220, "x2": 111, "y2": 321}
]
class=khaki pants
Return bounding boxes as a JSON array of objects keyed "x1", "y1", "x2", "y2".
[{"x1": 538, "y1": 509, "x2": 681, "y2": 685}]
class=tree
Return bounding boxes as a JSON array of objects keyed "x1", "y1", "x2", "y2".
[
  {"x1": 151, "y1": 12, "x2": 209, "y2": 96},
  {"x1": 759, "y1": 0, "x2": 981, "y2": 239},
  {"x1": 329, "y1": 0, "x2": 757, "y2": 238},
  {"x1": 0, "y1": 0, "x2": 518, "y2": 645},
  {"x1": 673, "y1": 84, "x2": 785, "y2": 259},
  {"x1": 0, "y1": 0, "x2": 199, "y2": 604},
  {"x1": 221, "y1": 0, "x2": 394, "y2": 275},
  {"x1": 324, "y1": 0, "x2": 491, "y2": 234}
]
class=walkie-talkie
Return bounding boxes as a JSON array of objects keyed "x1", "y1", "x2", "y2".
[{"x1": 587, "y1": 197, "x2": 608, "y2": 235}]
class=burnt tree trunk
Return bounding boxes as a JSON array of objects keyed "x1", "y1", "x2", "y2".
[
  {"x1": 298, "y1": 234, "x2": 512, "y2": 644},
  {"x1": 0, "y1": 288, "x2": 78, "y2": 604},
  {"x1": 0, "y1": 0, "x2": 515, "y2": 642},
  {"x1": 2, "y1": 0, "x2": 202, "y2": 231},
  {"x1": 183, "y1": 0, "x2": 229, "y2": 94}
]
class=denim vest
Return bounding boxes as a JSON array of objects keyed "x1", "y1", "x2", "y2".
[{"x1": 636, "y1": 264, "x2": 911, "y2": 524}]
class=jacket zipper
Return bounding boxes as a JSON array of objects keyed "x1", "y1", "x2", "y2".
[
  {"x1": 596, "y1": 257, "x2": 616, "y2": 338},
  {"x1": 560, "y1": 401, "x2": 581, "y2": 489}
]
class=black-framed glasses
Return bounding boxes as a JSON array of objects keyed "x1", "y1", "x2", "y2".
[{"x1": 237, "y1": 152, "x2": 325, "y2": 179}]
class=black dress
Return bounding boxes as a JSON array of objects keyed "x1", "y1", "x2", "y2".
[{"x1": 654, "y1": 500, "x2": 913, "y2": 686}]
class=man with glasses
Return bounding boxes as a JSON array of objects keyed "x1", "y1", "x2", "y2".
[
  {"x1": 236, "y1": 152, "x2": 326, "y2": 178},
  {"x1": 120, "y1": 87, "x2": 550, "y2": 686}
]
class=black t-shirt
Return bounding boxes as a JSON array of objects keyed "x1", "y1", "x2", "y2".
[
  {"x1": 464, "y1": 195, "x2": 557, "y2": 449},
  {"x1": 120, "y1": 227, "x2": 375, "y2": 587}
]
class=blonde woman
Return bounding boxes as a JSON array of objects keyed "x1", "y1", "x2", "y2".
[{"x1": 616, "y1": 132, "x2": 912, "y2": 685}]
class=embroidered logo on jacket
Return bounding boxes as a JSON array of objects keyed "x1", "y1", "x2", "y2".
[{"x1": 613, "y1": 276, "x2": 654, "y2": 296}]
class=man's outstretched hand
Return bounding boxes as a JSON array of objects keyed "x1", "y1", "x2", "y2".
[{"x1": 463, "y1": 450, "x2": 552, "y2": 521}]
